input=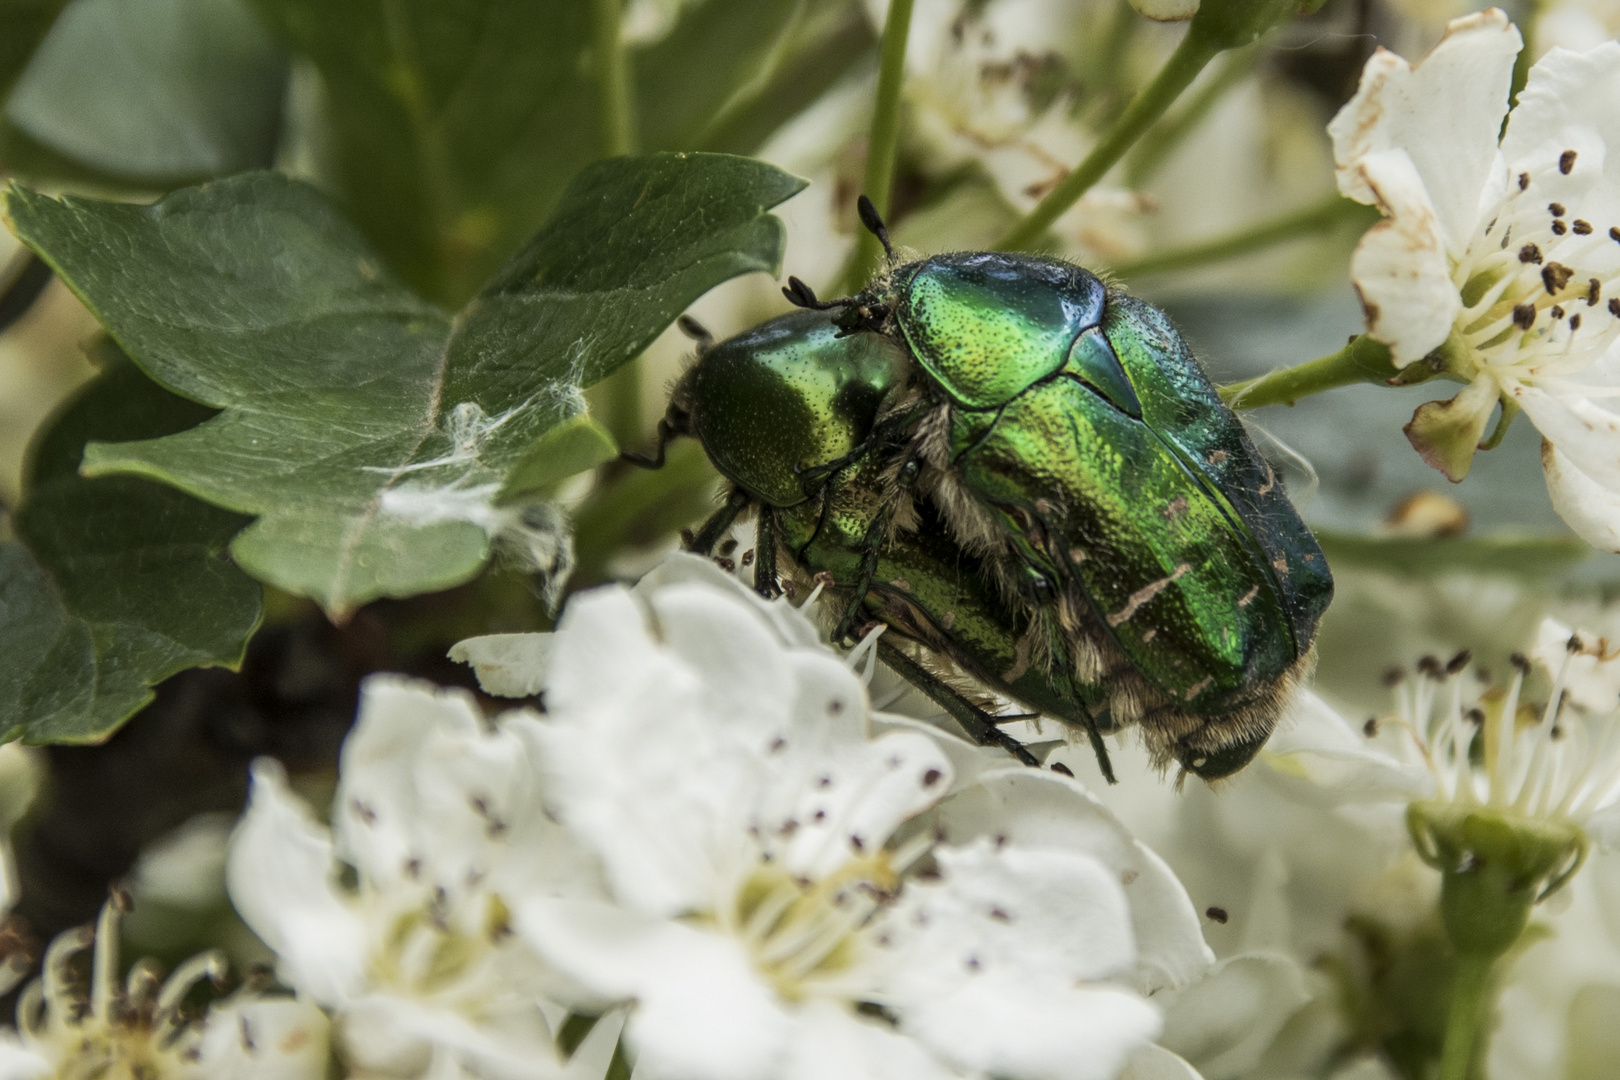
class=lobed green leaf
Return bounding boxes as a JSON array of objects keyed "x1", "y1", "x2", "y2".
[
  {"x1": 0, "y1": 348, "x2": 262, "y2": 745},
  {"x1": 5, "y1": 154, "x2": 804, "y2": 617}
]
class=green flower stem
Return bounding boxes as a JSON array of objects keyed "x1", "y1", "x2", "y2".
[
  {"x1": 995, "y1": 27, "x2": 1224, "y2": 251},
  {"x1": 1111, "y1": 195, "x2": 1377, "y2": 280},
  {"x1": 1439, "y1": 951, "x2": 1495, "y2": 1080},
  {"x1": 592, "y1": 0, "x2": 636, "y2": 156},
  {"x1": 1125, "y1": 43, "x2": 1260, "y2": 186},
  {"x1": 1218, "y1": 334, "x2": 1397, "y2": 410},
  {"x1": 844, "y1": 0, "x2": 917, "y2": 289}
]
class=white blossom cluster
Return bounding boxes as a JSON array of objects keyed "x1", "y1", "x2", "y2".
[{"x1": 0, "y1": 555, "x2": 1232, "y2": 1080}]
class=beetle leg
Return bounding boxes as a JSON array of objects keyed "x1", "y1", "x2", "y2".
[
  {"x1": 753, "y1": 510, "x2": 781, "y2": 599},
  {"x1": 877, "y1": 641, "x2": 1041, "y2": 768},
  {"x1": 620, "y1": 417, "x2": 678, "y2": 469},
  {"x1": 687, "y1": 488, "x2": 752, "y2": 555},
  {"x1": 1035, "y1": 615, "x2": 1118, "y2": 784}
]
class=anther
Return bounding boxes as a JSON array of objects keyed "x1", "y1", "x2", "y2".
[
  {"x1": 1518, "y1": 172, "x2": 1531, "y2": 190},
  {"x1": 1543, "y1": 262, "x2": 1575, "y2": 294},
  {"x1": 1611, "y1": 225, "x2": 1620, "y2": 244},
  {"x1": 1550, "y1": 202, "x2": 1567, "y2": 217},
  {"x1": 1589, "y1": 278, "x2": 1602, "y2": 305},
  {"x1": 1561, "y1": 150, "x2": 1578, "y2": 174},
  {"x1": 1513, "y1": 303, "x2": 1537, "y2": 329},
  {"x1": 1446, "y1": 649, "x2": 1472, "y2": 674},
  {"x1": 1551, "y1": 305, "x2": 1566, "y2": 320},
  {"x1": 1511, "y1": 651, "x2": 1532, "y2": 675},
  {"x1": 1050, "y1": 761, "x2": 1073, "y2": 777},
  {"x1": 1466, "y1": 708, "x2": 1486, "y2": 726},
  {"x1": 1552, "y1": 220, "x2": 1568, "y2": 235},
  {"x1": 1519, "y1": 243, "x2": 1543, "y2": 264},
  {"x1": 1382, "y1": 666, "x2": 1406, "y2": 686},
  {"x1": 1610, "y1": 298, "x2": 1620, "y2": 318},
  {"x1": 1363, "y1": 717, "x2": 1379, "y2": 737},
  {"x1": 1417, "y1": 655, "x2": 1444, "y2": 678},
  {"x1": 1571, "y1": 312, "x2": 1582, "y2": 330},
  {"x1": 1573, "y1": 219, "x2": 1593, "y2": 235}
]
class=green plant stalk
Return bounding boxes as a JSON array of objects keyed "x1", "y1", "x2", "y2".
[
  {"x1": 845, "y1": 0, "x2": 917, "y2": 288},
  {"x1": 590, "y1": 0, "x2": 640, "y2": 442},
  {"x1": 1112, "y1": 195, "x2": 1377, "y2": 279},
  {"x1": 1089, "y1": 0, "x2": 1141, "y2": 124},
  {"x1": 592, "y1": 0, "x2": 637, "y2": 156},
  {"x1": 995, "y1": 26, "x2": 1224, "y2": 251},
  {"x1": 1218, "y1": 334, "x2": 1397, "y2": 409},
  {"x1": 1439, "y1": 951, "x2": 1494, "y2": 1080},
  {"x1": 1125, "y1": 43, "x2": 1259, "y2": 186},
  {"x1": 1511, "y1": 0, "x2": 1539, "y2": 103}
]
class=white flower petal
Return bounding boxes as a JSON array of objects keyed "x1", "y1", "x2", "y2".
[
  {"x1": 1588, "y1": 804, "x2": 1620, "y2": 851},
  {"x1": 340, "y1": 993, "x2": 558, "y2": 1080},
  {"x1": 1518, "y1": 384, "x2": 1620, "y2": 491},
  {"x1": 933, "y1": 769, "x2": 1213, "y2": 991},
  {"x1": 0, "y1": 1036, "x2": 49, "y2": 1080},
  {"x1": 518, "y1": 898, "x2": 792, "y2": 1080},
  {"x1": 1263, "y1": 691, "x2": 1435, "y2": 804},
  {"x1": 334, "y1": 676, "x2": 486, "y2": 887},
  {"x1": 888, "y1": 839, "x2": 1138, "y2": 993},
  {"x1": 1502, "y1": 42, "x2": 1620, "y2": 229},
  {"x1": 1129, "y1": 0, "x2": 1197, "y2": 20},
  {"x1": 1531, "y1": 617, "x2": 1620, "y2": 711},
  {"x1": 1329, "y1": 11, "x2": 1520, "y2": 251},
  {"x1": 1541, "y1": 438, "x2": 1620, "y2": 551},
  {"x1": 1119, "y1": 1044, "x2": 1205, "y2": 1080},
  {"x1": 776, "y1": 729, "x2": 953, "y2": 881},
  {"x1": 1345, "y1": 150, "x2": 1462, "y2": 364},
  {"x1": 636, "y1": 551, "x2": 823, "y2": 650},
  {"x1": 227, "y1": 760, "x2": 367, "y2": 1006},
  {"x1": 901, "y1": 970, "x2": 1161, "y2": 1080},
  {"x1": 191, "y1": 998, "x2": 331, "y2": 1080},
  {"x1": 449, "y1": 633, "x2": 554, "y2": 698},
  {"x1": 782, "y1": 1002, "x2": 957, "y2": 1080},
  {"x1": 1156, "y1": 953, "x2": 1310, "y2": 1080},
  {"x1": 534, "y1": 587, "x2": 760, "y2": 916}
]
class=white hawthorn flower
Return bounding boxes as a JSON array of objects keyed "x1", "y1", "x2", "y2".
[
  {"x1": 1329, "y1": 10, "x2": 1620, "y2": 548},
  {"x1": 0, "y1": 898, "x2": 329, "y2": 1080},
  {"x1": 869, "y1": 0, "x2": 1152, "y2": 262},
  {"x1": 1269, "y1": 618, "x2": 1620, "y2": 881},
  {"x1": 227, "y1": 677, "x2": 598, "y2": 1080},
  {"x1": 476, "y1": 554, "x2": 1210, "y2": 1080}
]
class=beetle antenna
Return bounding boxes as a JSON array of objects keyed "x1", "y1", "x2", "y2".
[
  {"x1": 856, "y1": 195, "x2": 893, "y2": 258},
  {"x1": 782, "y1": 275, "x2": 851, "y2": 312},
  {"x1": 676, "y1": 314, "x2": 714, "y2": 354}
]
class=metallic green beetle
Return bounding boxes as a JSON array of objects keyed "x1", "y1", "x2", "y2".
[{"x1": 642, "y1": 219, "x2": 1331, "y2": 781}]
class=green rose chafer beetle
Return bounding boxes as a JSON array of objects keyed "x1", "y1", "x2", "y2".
[{"x1": 635, "y1": 202, "x2": 1332, "y2": 783}]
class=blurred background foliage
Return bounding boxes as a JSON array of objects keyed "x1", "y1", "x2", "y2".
[{"x1": 0, "y1": 0, "x2": 1610, "y2": 1029}]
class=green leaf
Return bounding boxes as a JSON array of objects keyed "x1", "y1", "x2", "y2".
[
  {"x1": 249, "y1": 0, "x2": 598, "y2": 305},
  {"x1": 497, "y1": 415, "x2": 618, "y2": 506},
  {"x1": 0, "y1": 347, "x2": 262, "y2": 745},
  {"x1": 6, "y1": 155, "x2": 805, "y2": 617},
  {"x1": 4, "y1": 0, "x2": 286, "y2": 184},
  {"x1": 634, "y1": 0, "x2": 804, "y2": 151},
  {"x1": 0, "y1": 0, "x2": 66, "y2": 101}
]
